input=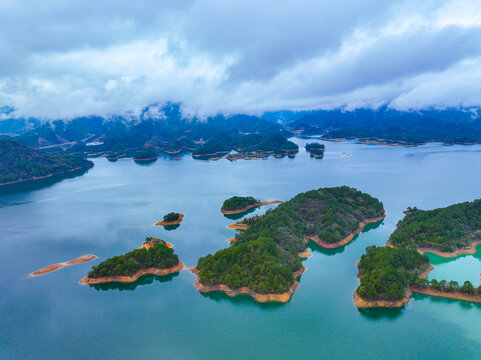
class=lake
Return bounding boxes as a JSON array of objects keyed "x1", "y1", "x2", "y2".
[{"x1": 1, "y1": 139, "x2": 481, "y2": 359}]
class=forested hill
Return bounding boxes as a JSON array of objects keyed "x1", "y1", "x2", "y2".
[
  {"x1": 389, "y1": 199, "x2": 481, "y2": 252},
  {"x1": 196, "y1": 186, "x2": 384, "y2": 294},
  {"x1": 0, "y1": 140, "x2": 93, "y2": 185}
]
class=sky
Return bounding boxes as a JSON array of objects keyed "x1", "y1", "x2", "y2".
[{"x1": 1, "y1": 0, "x2": 481, "y2": 119}]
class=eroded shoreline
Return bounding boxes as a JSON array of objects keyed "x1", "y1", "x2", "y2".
[
  {"x1": 80, "y1": 262, "x2": 184, "y2": 284},
  {"x1": 190, "y1": 266, "x2": 305, "y2": 303},
  {"x1": 305, "y1": 214, "x2": 386, "y2": 249},
  {"x1": 31, "y1": 254, "x2": 97, "y2": 276}
]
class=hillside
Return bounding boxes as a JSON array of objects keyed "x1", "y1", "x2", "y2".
[{"x1": 0, "y1": 140, "x2": 93, "y2": 186}]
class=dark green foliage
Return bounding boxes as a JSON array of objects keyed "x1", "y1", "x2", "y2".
[
  {"x1": 198, "y1": 186, "x2": 384, "y2": 294},
  {"x1": 87, "y1": 240, "x2": 179, "y2": 278},
  {"x1": 305, "y1": 142, "x2": 325, "y2": 155},
  {"x1": 197, "y1": 237, "x2": 299, "y2": 293},
  {"x1": 357, "y1": 246, "x2": 430, "y2": 301},
  {"x1": 222, "y1": 196, "x2": 258, "y2": 211},
  {"x1": 257, "y1": 133, "x2": 298, "y2": 154},
  {"x1": 192, "y1": 132, "x2": 234, "y2": 156},
  {"x1": 0, "y1": 140, "x2": 93, "y2": 184},
  {"x1": 133, "y1": 147, "x2": 157, "y2": 160},
  {"x1": 390, "y1": 199, "x2": 481, "y2": 252},
  {"x1": 163, "y1": 212, "x2": 180, "y2": 222}
]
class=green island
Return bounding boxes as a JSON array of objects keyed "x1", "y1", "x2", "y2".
[
  {"x1": 192, "y1": 186, "x2": 385, "y2": 302},
  {"x1": 354, "y1": 199, "x2": 481, "y2": 308},
  {"x1": 222, "y1": 196, "x2": 259, "y2": 212},
  {"x1": 305, "y1": 142, "x2": 325, "y2": 157},
  {"x1": 163, "y1": 212, "x2": 180, "y2": 222},
  {"x1": 0, "y1": 140, "x2": 93, "y2": 186},
  {"x1": 389, "y1": 199, "x2": 481, "y2": 255},
  {"x1": 133, "y1": 148, "x2": 158, "y2": 161},
  {"x1": 81, "y1": 237, "x2": 183, "y2": 284},
  {"x1": 155, "y1": 212, "x2": 184, "y2": 226}
]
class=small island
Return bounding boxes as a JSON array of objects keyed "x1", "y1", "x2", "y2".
[
  {"x1": 221, "y1": 196, "x2": 282, "y2": 215},
  {"x1": 305, "y1": 142, "x2": 325, "y2": 158},
  {"x1": 0, "y1": 140, "x2": 93, "y2": 187},
  {"x1": 155, "y1": 212, "x2": 184, "y2": 226},
  {"x1": 80, "y1": 238, "x2": 183, "y2": 284},
  {"x1": 133, "y1": 148, "x2": 158, "y2": 162},
  {"x1": 193, "y1": 186, "x2": 385, "y2": 302}
]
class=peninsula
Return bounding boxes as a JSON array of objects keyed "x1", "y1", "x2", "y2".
[
  {"x1": 0, "y1": 140, "x2": 93, "y2": 187},
  {"x1": 193, "y1": 186, "x2": 385, "y2": 302},
  {"x1": 80, "y1": 238, "x2": 183, "y2": 284},
  {"x1": 221, "y1": 196, "x2": 282, "y2": 215}
]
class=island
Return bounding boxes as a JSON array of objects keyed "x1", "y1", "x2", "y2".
[
  {"x1": 305, "y1": 142, "x2": 325, "y2": 158},
  {"x1": 80, "y1": 238, "x2": 183, "y2": 284},
  {"x1": 0, "y1": 140, "x2": 93, "y2": 187},
  {"x1": 31, "y1": 254, "x2": 97, "y2": 276},
  {"x1": 192, "y1": 186, "x2": 385, "y2": 302},
  {"x1": 155, "y1": 212, "x2": 184, "y2": 226},
  {"x1": 133, "y1": 148, "x2": 158, "y2": 162},
  {"x1": 354, "y1": 198, "x2": 481, "y2": 308},
  {"x1": 221, "y1": 196, "x2": 283, "y2": 215}
]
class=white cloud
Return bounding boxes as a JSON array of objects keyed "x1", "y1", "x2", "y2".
[{"x1": 0, "y1": 0, "x2": 481, "y2": 118}]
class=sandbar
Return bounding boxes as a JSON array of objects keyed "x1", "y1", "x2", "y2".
[{"x1": 31, "y1": 254, "x2": 97, "y2": 277}]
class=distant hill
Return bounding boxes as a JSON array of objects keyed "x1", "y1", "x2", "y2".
[{"x1": 0, "y1": 140, "x2": 93, "y2": 186}]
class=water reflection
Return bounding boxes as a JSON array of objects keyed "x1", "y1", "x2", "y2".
[{"x1": 90, "y1": 272, "x2": 179, "y2": 291}]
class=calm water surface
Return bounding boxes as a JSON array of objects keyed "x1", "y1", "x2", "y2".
[{"x1": 1, "y1": 139, "x2": 481, "y2": 360}]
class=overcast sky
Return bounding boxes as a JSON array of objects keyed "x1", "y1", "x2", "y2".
[{"x1": 1, "y1": 0, "x2": 481, "y2": 118}]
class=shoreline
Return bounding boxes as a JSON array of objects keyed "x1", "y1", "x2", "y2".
[
  {"x1": 155, "y1": 213, "x2": 184, "y2": 226},
  {"x1": 133, "y1": 156, "x2": 158, "y2": 162},
  {"x1": 411, "y1": 286, "x2": 481, "y2": 303},
  {"x1": 31, "y1": 254, "x2": 97, "y2": 276},
  {"x1": 221, "y1": 200, "x2": 283, "y2": 215},
  {"x1": 227, "y1": 222, "x2": 249, "y2": 230},
  {"x1": 353, "y1": 264, "x2": 434, "y2": 308},
  {"x1": 305, "y1": 214, "x2": 386, "y2": 249},
  {"x1": 0, "y1": 164, "x2": 93, "y2": 187},
  {"x1": 80, "y1": 262, "x2": 184, "y2": 284},
  {"x1": 387, "y1": 239, "x2": 481, "y2": 258},
  {"x1": 189, "y1": 266, "x2": 305, "y2": 303}
]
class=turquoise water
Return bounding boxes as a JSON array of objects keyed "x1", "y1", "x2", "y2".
[{"x1": 1, "y1": 139, "x2": 481, "y2": 359}]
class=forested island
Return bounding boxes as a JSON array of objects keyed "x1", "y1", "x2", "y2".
[
  {"x1": 0, "y1": 140, "x2": 93, "y2": 187},
  {"x1": 155, "y1": 212, "x2": 184, "y2": 226},
  {"x1": 389, "y1": 199, "x2": 481, "y2": 256},
  {"x1": 81, "y1": 238, "x2": 183, "y2": 284},
  {"x1": 133, "y1": 148, "x2": 158, "y2": 162},
  {"x1": 305, "y1": 142, "x2": 325, "y2": 158},
  {"x1": 192, "y1": 186, "x2": 385, "y2": 302}
]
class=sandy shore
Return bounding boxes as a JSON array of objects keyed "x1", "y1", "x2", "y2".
[
  {"x1": 192, "y1": 150, "x2": 229, "y2": 158},
  {"x1": 305, "y1": 214, "x2": 386, "y2": 249},
  {"x1": 227, "y1": 222, "x2": 249, "y2": 230},
  {"x1": 190, "y1": 266, "x2": 305, "y2": 303},
  {"x1": 298, "y1": 250, "x2": 312, "y2": 258},
  {"x1": 411, "y1": 286, "x2": 481, "y2": 303},
  {"x1": 221, "y1": 200, "x2": 283, "y2": 215},
  {"x1": 80, "y1": 262, "x2": 184, "y2": 284},
  {"x1": 416, "y1": 240, "x2": 481, "y2": 258},
  {"x1": 31, "y1": 254, "x2": 98, "y2": 276},
  {"x1": 155, "y1": 213, "x2": 184, "y2": 226}
]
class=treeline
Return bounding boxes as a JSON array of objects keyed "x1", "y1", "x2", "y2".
[
  {"x1": 222, "y1": 196, "x2": 258, "y2": 211},
  {"x1": 88, "y1": 239, "x2": 179, "y2": 278},
  {"x1": 357, "y1": 246, "x2": 430, "y2": 301},
  {"x1": 390, "y1": 199, "x2": 481, "y2": 252},
  {"x1": 197, "y1": 186, "x2": 384, "y2": 294},
  {"x1": 163, "y1": 212, "x2": 180, "y2": 222},
  {"x1": 0, "y1": 140, "x2": 92, "y2": 184},
  {"x1": 415, "y1": 278, "x2": 481, "y2": 295}
]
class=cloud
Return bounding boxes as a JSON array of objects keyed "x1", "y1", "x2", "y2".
[{"x1": 1, "y1": 0, "x2": 481, "y2": 118}]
